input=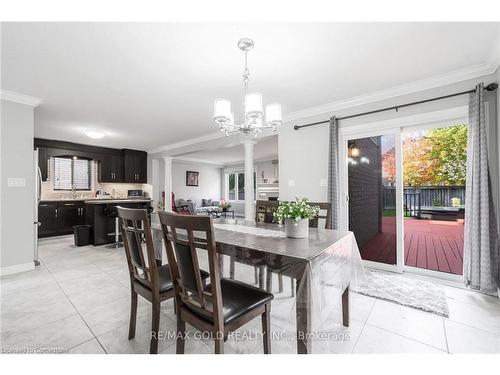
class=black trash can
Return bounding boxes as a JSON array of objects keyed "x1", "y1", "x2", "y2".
[{"x1": 73, "y1": 225, "x2": 91, "y2": 246}]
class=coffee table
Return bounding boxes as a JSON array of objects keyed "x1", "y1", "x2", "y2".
[{"x1": 206, "y1": 208, "x2": 235, "y2": 219}]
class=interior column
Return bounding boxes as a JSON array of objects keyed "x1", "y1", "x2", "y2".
[
  {"x1": 151, "y1": 158, "x2": 160, "y2": 209},
  {"x1": 162, "y1": 156, "x2": 173, "y2": 211},
  {"x1": 243, "y1": 139, "x2": 256, "y2": 222}
]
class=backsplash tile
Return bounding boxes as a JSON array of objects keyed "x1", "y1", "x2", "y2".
[{"x1": 40, "y1": 162, "x2": 152, "y2": 200}]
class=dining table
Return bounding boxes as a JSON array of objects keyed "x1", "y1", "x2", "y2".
[{"x1": 150, "y1": 215, "x2": 365, "y2": 354}]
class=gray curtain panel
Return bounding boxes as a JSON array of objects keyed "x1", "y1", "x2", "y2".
[
  {"x1": 463, "y1": 83, "x2": 500, "y2": 295},
  {"x1": 327, "y1": 116, "x2": 339, "y2": 230}
]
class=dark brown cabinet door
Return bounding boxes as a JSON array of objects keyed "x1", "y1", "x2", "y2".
[
  {"x1": 38, "y1": 202, "x2": 58, "y2": 237},
  {"x1": 57, "y1": 203, "x2": 85, "y2": 234},
  {"x1": 123, "y1": 149, "x2": 137, "y2": 183},
  {"x1": 99, "y1": 153, "x2": 123, "y2": 182},
  {"x1": 123, "y1": 149, "x2": 147, "y2": 183},
  {"x1": 112, "y1": 154, "x2": 124, "y2": 182}
]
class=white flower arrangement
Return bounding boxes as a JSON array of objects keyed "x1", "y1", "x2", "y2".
[{"x1": 273, "y1": 197, "x2": 320, "y2": 224}]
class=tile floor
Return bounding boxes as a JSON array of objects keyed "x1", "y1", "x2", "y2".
[{"x1": 1, "y1": 235, "x2": 499, "y2": 354}]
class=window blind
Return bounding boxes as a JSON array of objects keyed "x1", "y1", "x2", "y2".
[
  {"x1": 73, "y1": 159, "x2": 92, "y2": 190},
  {"x1": 52, "y1": 157, "x2": 92, "y2": 190}
]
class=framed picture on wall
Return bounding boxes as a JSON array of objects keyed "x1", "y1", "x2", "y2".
[{"x1": 186, "y1": 171, "x2": 199, "y2": 186}]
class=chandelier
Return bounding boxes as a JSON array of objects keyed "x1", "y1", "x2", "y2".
[{"x1": 213, "y1": 38, "x2": 283, "y2": 136}]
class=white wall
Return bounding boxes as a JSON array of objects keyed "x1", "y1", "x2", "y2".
[
  {"x1": 279, "y1": 123, "x2": 329, "y2": 201},
  {"x1": 172, "y1": 161, "x2": 222, "y2": 205},
  {"x1": 1, "y1": 99, "x2": 36, "y2": 275},
  {"x1": 279, "y1": 73, "x2": 499, "y2": 203}
]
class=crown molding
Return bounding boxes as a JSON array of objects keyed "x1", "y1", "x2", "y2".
[
  {"x1": 284, "y1": 61, "x2": 499, "y2": 123},
  {"x1": 223, "y1": 157, "x2": 278, "y2": 167},
  {"x1": 148, "y1": 61, "x2": 498, "y2": 154},
  {"x1": 0, "y1": 90, "x2": 42, "y2": 107},
  {"x1": 172, "y1": 156, "x2": 225, "y2": 168},
  {"x1": 148, "y1": 130, "x2": 226, "y2": 154}
]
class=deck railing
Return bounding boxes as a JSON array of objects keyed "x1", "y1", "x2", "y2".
[{"x1": 383, "y1": 186, "x2": 466, "y2": 212}]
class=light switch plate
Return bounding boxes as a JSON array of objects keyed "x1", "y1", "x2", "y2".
[
  {"x1": 320, "y1": 178, "x2": 328, "y2": 187},
  {"x1": 7, "y1": 177, "x2": 26, "y2": 187},
  {"x1": 288, "y1": 179, "x2": 296, "y2": 187}
]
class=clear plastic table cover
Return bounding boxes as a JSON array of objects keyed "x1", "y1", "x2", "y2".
[{"x1": 150, "y1": 215, "x2": 366, "y2": 353}]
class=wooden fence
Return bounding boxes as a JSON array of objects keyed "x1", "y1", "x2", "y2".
[{"x1": 383, "y1": 186, "x2": 466, "y2": 210}]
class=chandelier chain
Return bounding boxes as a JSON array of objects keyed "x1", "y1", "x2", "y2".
[{"x1": 243, "y1": 50, "x2": 249, "y2": 96}]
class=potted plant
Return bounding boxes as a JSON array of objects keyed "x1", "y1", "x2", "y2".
[
  {"x1": 274, "y1": 198, "x2": 320, "y2": 239},
  {"x1": 219, "y1": 199, "x2": 231, "y2": 212}
]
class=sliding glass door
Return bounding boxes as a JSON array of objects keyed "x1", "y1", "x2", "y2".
[
  {"x1": 340, "y1": 109, "x2": 467, "y2": 280},
  {"x1": 344, "y1": 132, "x2": 400, "y2": 268},
  {"x1": 402, "y1": 125, "x2": 467, "y2": 276}
]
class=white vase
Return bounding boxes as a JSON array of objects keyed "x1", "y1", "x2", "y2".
[{"x1": 284, "y1": 218, "x2": 309, "y2": 239}]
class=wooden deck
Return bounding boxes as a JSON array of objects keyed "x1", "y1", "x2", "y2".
[{"x1": 360, "y1": 217, "x2": 464, "y2": 275}]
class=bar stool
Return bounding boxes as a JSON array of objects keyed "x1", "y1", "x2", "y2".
[{"x1": 104, "y1": 205, "x2": 123, "y2": 248}]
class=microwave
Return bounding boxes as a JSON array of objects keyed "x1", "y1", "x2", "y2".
[{"x1": 128, "y1": 190, "x2": 144, "y2": 198}]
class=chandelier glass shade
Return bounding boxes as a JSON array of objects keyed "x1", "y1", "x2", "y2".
[{"x1": 213, "y1": 38, "x2": 283, "y2": 136}]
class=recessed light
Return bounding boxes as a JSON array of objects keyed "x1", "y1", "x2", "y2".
[{"x1": 84, "y1": 130, "x2": 105, "y2": 139}]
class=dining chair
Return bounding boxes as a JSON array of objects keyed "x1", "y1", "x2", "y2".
[
  {"x1": 117, "y1": 207, "x2": 209, "y2": 354},
  {"x1": 228, "y1": 200, "x2": 278, "y2": 289},
  {"x1": 158, "y1": 211, "x2": 274, "y2": 354},
  {"x1": 307, "y1": 201, "x2": 333, "y2": 230},
  {"x1": 117, "y1": 206, "x2": 173, "y2": 354}
]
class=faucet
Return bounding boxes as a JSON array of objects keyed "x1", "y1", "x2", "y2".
[{"x1": 72, "y1": 184, "x2": 77, "y2": 198}]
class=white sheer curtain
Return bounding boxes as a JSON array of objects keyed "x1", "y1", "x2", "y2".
[{"x1": 463, "y1": 83, "x2": 500, "y2": 295}]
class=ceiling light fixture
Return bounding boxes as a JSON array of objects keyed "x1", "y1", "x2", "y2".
[
  {"x1": 84, "y1": 130, "x2": 105, "y2": 139},
  {"x1": 213, "y1": 38, "x2": 283, "y2": 137}
]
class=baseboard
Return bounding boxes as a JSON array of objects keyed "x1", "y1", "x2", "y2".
[{"x1": 0, "y1": 262, "x2": 35, "y2": 276}]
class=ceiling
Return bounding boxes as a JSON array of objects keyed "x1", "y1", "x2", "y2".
[
  {"x1": 177, "y1": 135, "x2": 278, "y2": 165},
  {"x1": 2, "y1": 22, "x2": 499, "y2": 150}
]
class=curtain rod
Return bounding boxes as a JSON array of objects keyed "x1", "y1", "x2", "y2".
[{"x1": 293, "y1": 82, "x2": 498, "y2": 130}]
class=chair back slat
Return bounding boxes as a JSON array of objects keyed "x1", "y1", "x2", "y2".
[
  {"x1": 118, "y1": 206, "x2": 159, "y2": 291},
  {"x1": 255, "y1": 200, "x2": 279, "y2": 223},
  {"x1": 307, "y1": 201, "x2": 332, "y2": 229},
  {"x1": 158, "y1": 211, "x2": 223, "y2": 327}
]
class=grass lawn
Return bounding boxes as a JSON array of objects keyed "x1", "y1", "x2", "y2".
[{"x1": 383, "y1": 209, "x2": 396, "y2": 217}]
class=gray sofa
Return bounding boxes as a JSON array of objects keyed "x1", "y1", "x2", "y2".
[{"x1": 175, "y1": 198, "x2": 220, "y2": 215}]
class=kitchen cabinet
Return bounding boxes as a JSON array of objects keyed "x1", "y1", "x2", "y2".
[
  {"x1": 38, "y1": 202, "x2": 58, "y2": 237},
  {"x1": 38, "y1": 201, "x2": 85, "y2": 237},
  {"x1": 123, "y1": 149, "x2": 147, "y2": 183},
  {"x1": 35, "y1": 139, "x2": 148, "y2": 185},
  {"x1": 57, "y1": 202, "x2": 85, "y2": 234},
  {"x1": 99, "y1": 153, "x2": 124, "y2": 183}
]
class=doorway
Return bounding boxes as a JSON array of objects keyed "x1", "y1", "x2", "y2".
[{"x1": 340, "y1": 107, "x2": 468, "y2": 280}]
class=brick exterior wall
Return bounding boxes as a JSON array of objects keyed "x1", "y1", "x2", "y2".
[{"x1": 348, "y1": 137, "x2": 383, "y2": 249}]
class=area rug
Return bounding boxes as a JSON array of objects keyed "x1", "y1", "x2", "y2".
[{"x1": 352, "y1": 270, "x2": 449, "y2": 317}]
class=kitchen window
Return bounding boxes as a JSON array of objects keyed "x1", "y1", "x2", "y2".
[
  {"x1": 226, "y1": 171, "x2": 256, "y2": 201},
  {"x1": 52, "y1": 157, "x2": 92, "y2": 190}
]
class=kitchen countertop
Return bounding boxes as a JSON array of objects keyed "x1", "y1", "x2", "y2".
[
  {"x1": 84, "y1": 198, "x2": 152, "y2": 204},
  {"x1": 40, "y1": 198, "x2": 152, "y2": 204}
]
